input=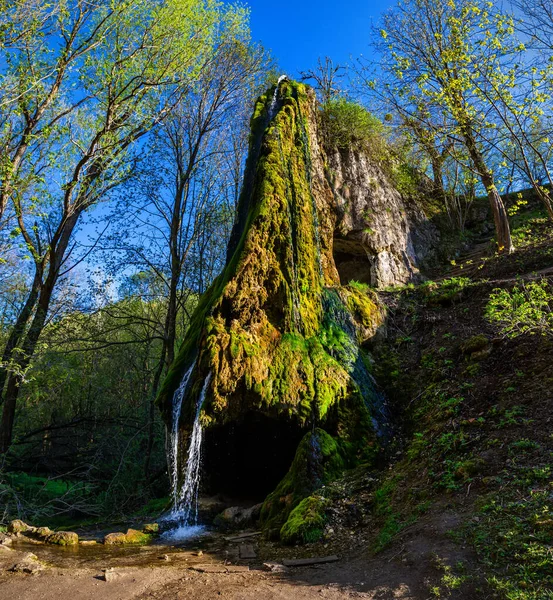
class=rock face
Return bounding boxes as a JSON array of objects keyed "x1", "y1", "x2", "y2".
[
  {"x1": 157, "y1": 81, "x2": 435, "y2": 539},
  {"x1": 329, "y1": 147, "x2": 437, "y2": 288}
]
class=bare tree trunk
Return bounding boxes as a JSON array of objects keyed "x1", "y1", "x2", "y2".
[{"x1": 463, "y1": 128, "x2": 514, "y2": 253}]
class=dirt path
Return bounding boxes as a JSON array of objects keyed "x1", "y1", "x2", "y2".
[{"x1": 0, "y1": 557, "x2": 420, "y2": 600}]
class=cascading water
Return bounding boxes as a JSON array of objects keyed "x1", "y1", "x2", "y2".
[
  {"x1": 163, "y1": 372, "x2": 212, "y2": 542},
  {"x1": 269, "y1": 75, "x2": 288, "y2": 119},
  {"x1": 168, "y1": 361, "x2": 196, "y2": 512}
]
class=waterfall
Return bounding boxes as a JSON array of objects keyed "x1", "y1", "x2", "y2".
[
  {"x1": 168, "y1": 361, "x2": 196, "y2": 513},
  {"x1": 173, "y1": 372, "x2": 212, "y2": 525},
  {"x1": 269, "y1": 75, "x2": 288, "y2": 119}
]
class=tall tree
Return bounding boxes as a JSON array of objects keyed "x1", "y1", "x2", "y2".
[
  {"x1": 0, "y1": 0, "x2": 249, "y2": 453},
  {"x1": 365, "y1": 0, "x2": 514, "y2": 252}
]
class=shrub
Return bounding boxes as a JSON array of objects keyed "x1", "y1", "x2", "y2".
[
  {"x1": 486, "y1": 280, "x2": 553, "y2": 338},
  {"x1": 321, "y1": 98, "x2": 386, "y2": 154}
]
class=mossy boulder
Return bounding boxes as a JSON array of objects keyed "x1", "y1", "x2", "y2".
[
  {"x1": 45, "y1": 531, "x2": 79, "y2": 546},
  {"x1": 104, "y1": 529, "x2": 152, "y2": 545},
  {"x1": 260, "y1": 428, "x2": 344, "y2": 538},
  {"x1": 142, "y1": 523, "x2": 159, "y2": 535},
  {"x1": 280, "y1": 495, "x2": 329, "y2": 545},
  {"x1": 8, "y1": 520, "x2": 31, "y2": 534}
]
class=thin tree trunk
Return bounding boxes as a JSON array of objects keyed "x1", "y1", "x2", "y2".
[
  {"x1": 463, "y1": 128, "x2": 514, "y2": 253},
  {"x1": 0, "y1": 269, "x2": 42, "y2": 399}
]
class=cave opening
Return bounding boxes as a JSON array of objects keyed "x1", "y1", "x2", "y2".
[
  {"x1": 202, "y1": 412, "x2": 307, "y2": 502},
  {"x1": 333, "y1": 235, "x2": 373, "y2": 286}
]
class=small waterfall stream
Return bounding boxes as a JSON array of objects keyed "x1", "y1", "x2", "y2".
[
  {"x1": 269, "y1": 75, "x2": 288, "y2": 119},
  {"x1": 168, "y1": 361, "x2": 196, "y2": 512},
  {"x1": 163, "y1": 371, "x2": 212, "y2": 542}
]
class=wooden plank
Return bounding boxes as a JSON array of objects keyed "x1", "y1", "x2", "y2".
[
  {"x1": 282, "y1": 555, "x2": 339, "y2": 567},
  {"x1": 224, "y1": 532, "x2": 262, "y2": 542},
  {"x1": 239, "y1": 544, "x2": 257, "y2": 559}
]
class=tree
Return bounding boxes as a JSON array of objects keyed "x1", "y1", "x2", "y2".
[
  {"x1": 0, "y1": 0, "x2": 249, "y2": 453},
  {"x1": 366, "y1": 0, "x2": 514, "y2": 252}
]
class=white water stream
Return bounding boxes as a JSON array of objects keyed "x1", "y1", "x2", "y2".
[
  {"x1": 163, "y1": 370, "x2": 212, "y2": 542},
  {"x1": 269, "y1": 75, "x2": 288, "y2": 118}
]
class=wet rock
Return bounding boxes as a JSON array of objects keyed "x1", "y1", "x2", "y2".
[
  {"x1": 104, "y1": 529, "x2": 152, "y2": 545},
  {"x1": 34, "y1": 527, "x2": 53, "y2": 541},
  {"x1": 80, "y1": 540, "x2": 98, "y2": 546},
  {"x1": 46, "y1": 531, "x2": 79, "y2": 546},
  {"x1": 8, "y1": 519, "x2": 32, "y2": 534},
  {"x1": 142, "y1": 523, "x2": 159, "y2": 534},
  {"x1": 10, "y1": 552, "x2": 44, "y2": 574}
]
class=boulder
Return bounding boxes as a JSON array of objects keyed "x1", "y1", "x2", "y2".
[
  {"x1": 214, "y1": 504, "x2": 262, "y2": 531},
  {"x1": 45, "y1": 531, "x2": 79, "y2": 546},
  {"x1": 103, "y1": 529, "x2": 151, "y2": 545},
  {"x1": 142, "y1": 523, "x2": 159, "y2": 534},
  {"x1": 8, "y1": 519, "x2": 31, "y2": 534}
]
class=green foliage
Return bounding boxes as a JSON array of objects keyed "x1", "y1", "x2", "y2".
[
  {"x1": 321, "y1": 98, "x2": 387, "y2": 152},
  {"x1": 280, "y1": 495, "x2": 329, "y2": 545},
  {"x1": 486, "y1": 280, "x2": 553, "y2": 338}
]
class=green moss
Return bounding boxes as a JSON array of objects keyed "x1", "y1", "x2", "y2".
[
  {"x1": 103, "y1": 529, "x2": 152, "y2": 545},
  {"x1": 260, "y1": 428, "x2": 344, "y2": 538},
  {"x1": 280, "y1": 495, "x2": 329, "y2": 545}
]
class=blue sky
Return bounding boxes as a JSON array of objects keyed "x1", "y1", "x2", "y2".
[{"x1": 244, "y1": 0, "x2": 395, "y2": 75}]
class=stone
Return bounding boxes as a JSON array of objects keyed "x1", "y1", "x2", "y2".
[
  {"x1": 103, "y1": 567, "x2": 120, "y2": 582},
  {"x1": 142, "y1": 523, "x2": 159, "y2": 534},
  {"x1": 80, "y1": 540, "x2": 98, "y2": 546},
  {"x1": 214, "y1": 505, "x2": 263, "y2": 531},
  {"x1": 45, "y1": 531, "x2": 79, "y2": 546},
  {"x1": 263, "y1": 562, "x2": 288, "y2": 573},
  {"x1": 103, "y1": 529, "x2": 151, "y2": 545},
  {"x1": 10, "y1": 552, "x2": 43, "y2": 574},
  {"x1": 8, "y1": 519, "x2": 30, "y2": 534},
  {"x1": 0, "y1": 532, "x2": 12, "y2": 546},
  {"x1": 34, "y1": 527, "x2": 53, "y2": 540},
  {"x1": 238, "y1": 545, "x2": 256, "y2": 559}
]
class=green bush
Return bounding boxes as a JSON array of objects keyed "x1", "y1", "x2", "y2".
[
  {"x1": 486, "y1": 280, "x2": 553, "y2": 338},
  {"x1": 321, "y1": 98, "x2": 386, "y2": 153}
]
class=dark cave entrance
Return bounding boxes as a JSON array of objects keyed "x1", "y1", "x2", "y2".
[
  {"x1": 333, "y1": 235, "x2": 373, "y2": 286},
  {"x1": 202, "y1": 412, "x2": 306, "y2": 502}
]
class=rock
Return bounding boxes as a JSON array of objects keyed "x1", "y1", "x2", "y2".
[
  {"x1": 0, "y1": 532, "x2": 12, "y2": 546},
  {"x1": 263, "y1": 562, "x2": 288, "y2": 573},
  {"x1": 239, "y1": 545, "x2": 256, "y2": 559},
  {"x1": 142, "y1": 523, "x2": 159, "y2": 534},
  {"x1": 45, "y1": 531, "x2": 79, "y2": 546},
  {"x1": 34, "y1": 527, "x2": 53, "y2": 541},
  {"x1": 329, "y1": 146, "x2": 438, "y2": 289},
  {"x1": 10, "y1": 552, "x2": 43, "y2": 574},
  {"x1": 214, "y1": 504, "x2": 262, "y2": 531},
  {"x1": 8, "y1": 519, "x2": 31, "y2": 534},
  {"x1": 80, "y1": 540, "x2": 98, "y2": 546},
  {"x1": 158, "y1": 554, "x2": 170, "y2": 561},
  {"x1": 104, "y1": 529, "x2": 152, "y2": 545},
  {"x1": 102, "y1": 567, "x2": 120, "y2": 582}
]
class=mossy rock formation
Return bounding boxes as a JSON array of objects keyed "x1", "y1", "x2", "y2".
[{"x1": 157, "y1": 81, "x2": 431, "y2": 538}]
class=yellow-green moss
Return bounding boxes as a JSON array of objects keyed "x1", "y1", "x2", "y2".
[{"x1": 280, "y1": 495, "x2": 329, "y2": 545}]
